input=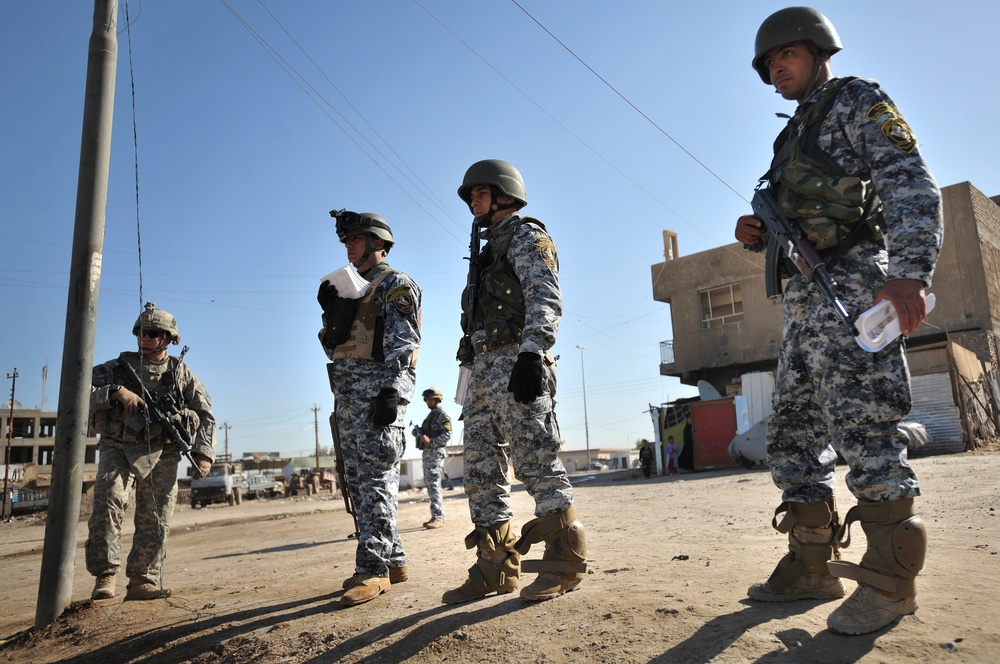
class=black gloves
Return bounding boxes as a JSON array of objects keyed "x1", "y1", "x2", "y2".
[
  {"x1": 371, "y1": 387, "x2": 399, "y2": 428},
  {"x1": 317, "y1": 281, "x2": 340, "y2": 314},
  {"x1": 318, "y1": 281, "x2": 358, "y2": 349},
  {"x1": 507, "y1": 352, "x2": 545, "y2": 403}
]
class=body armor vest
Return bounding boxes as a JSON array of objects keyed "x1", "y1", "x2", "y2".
[
  {"x1": 462, "y1": 216, "x2": 546, "y2": 350},
  {"x1": 91, "y1": 354, "x2": 183, "y2": 443},
  {"x1": 332, "y1": 270, "x2": 394, "y2": 362},
  {"x1": 770, "y1": 77, "x2": 883, "y2": 252}
]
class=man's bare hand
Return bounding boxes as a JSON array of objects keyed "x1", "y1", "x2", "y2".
[
  {"x1": 874, "y1": 279, "x2": 928, "y2": 336},
  {"x1": 736, "y1": 214, "x2": 766, "y2": 245}
]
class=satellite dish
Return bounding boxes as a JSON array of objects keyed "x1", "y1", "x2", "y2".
[{"x1": 697, "y1": 380, "x2": 722, "y2": 401}]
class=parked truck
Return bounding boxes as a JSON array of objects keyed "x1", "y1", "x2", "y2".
[
  {"x1": 190, "y1": 455, "x2": 248, "y2": 508},
  {"x1": 245, "y1": 473, "x2": 284, "y2": 500}
]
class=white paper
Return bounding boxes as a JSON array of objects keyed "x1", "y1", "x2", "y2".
[
  {"x1": 321, "y1": 264, "x2": 370, "y2": 300},
  {"x1": 455, "y1": 366, "x2": 471, "y2": 406},
  {"x1": 854, "y1": 293, "x2": 936, "y2": 353}
]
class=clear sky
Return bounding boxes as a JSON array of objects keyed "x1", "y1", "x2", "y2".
[{"x1": 2, "y1": 1, "x2": 997, "y2": 463}]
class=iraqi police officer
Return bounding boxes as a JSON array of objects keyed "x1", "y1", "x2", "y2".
[
  {"x1": 412, "y1": 387, "x2": 453, "y2": 529},
  {"x1": 318, "y1": 209, "x2": 421, "y2": 607},
  {"x1": 87, "y1": 303, "x2": 215, "y2": 601},
  {"x1": 735, "y1": 8, "x2": 943, "y2": 634},
  {"x1": 443, "y1": 159, "x2": 587, "y2": 604}
]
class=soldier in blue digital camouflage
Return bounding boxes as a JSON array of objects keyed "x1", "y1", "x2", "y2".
[
  {"x1": 87, "y1": 303, "x2": 216, "y2": 601},
  {"x1": 735, "y1": 7, "x2": 943, "y2": 635},
  {"x1": 318, "y1": 210, "x2": 421, "y2": 607},
  {"x1": 411, "y1": 387, "x2": 452, "y2": 529},
  {"x1": 443, "y1": 159, "x2": 587, "y2": 604}
]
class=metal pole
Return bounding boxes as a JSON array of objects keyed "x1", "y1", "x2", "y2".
[
  {"x1": 36, "y1": 0, "x2": 118, "y2": 629},
  {"x1": 3, "y1": 369, "x2": 17, "y2": 520},
  {"x1": 313, "y1": 405, "x2": 321, "y2": 471},
  {"x1": 219, "y1": 422, "x2": 231, "y2": 458},
  {"x1": 577, "y1": 346, "x2": 591, "y2": 465}
]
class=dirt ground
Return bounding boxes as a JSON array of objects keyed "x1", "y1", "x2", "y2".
[{"x1": 1, "y1": 448, "x2": 998, "y2": 664}]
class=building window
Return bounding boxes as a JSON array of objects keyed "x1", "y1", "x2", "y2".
[{"x1": 700, "y1": 284, "x2": 744, "y2": 328}]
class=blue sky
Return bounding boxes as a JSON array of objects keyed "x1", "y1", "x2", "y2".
[{"x1": 2, "y1": 1, "x2": 998, "y2": 462}]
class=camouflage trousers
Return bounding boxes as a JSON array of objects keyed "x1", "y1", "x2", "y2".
[
  {"x1": 85, "y1": 440, "x2": 180, "y2": 585},
  {"x1": 422, "y1": 446, "x2": 447, "y2": 521},
  {"x1": 463, "y1": 345, "x2": 574, "y2": 526},
  {"x1": 768, "y1": 243, "x2": 921, "y2": 503},
  {"x1": 335, "y1": 392, "x2": 407, "y2": 576}
]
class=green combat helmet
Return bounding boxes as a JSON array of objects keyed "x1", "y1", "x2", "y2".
[
  {"x1": 458, "y1": 159, "x2": 527, "y2": 214},
  {"x1": 132, "y1": 302, "x2": 180, "y2": 345},
  {"x1": 422, "y1": 387, "x2": 444, "y2": 400},
  {"x1": 329, "y1": 210, "x2": 394, "y2": 254},
  {"x1": 753, "y1": 6, "x2": 842, "y2": 84}
]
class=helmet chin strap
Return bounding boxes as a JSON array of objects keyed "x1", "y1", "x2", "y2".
[
  {"x1": 470, "y1": 186, "x2": 518, "y2": 226},
  {"x1": 352, "y1": 235, "x2": 383, "y2": 269}
]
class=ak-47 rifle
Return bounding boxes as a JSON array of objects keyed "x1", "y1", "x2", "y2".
[
  {"x1": 327, "y1": 363, "x2": 359, "y2": 539},
  {"x1": 118, "y1": 351, "x2": 205, "y2": 478},
  {"x1": 752, "y1": 185, "x2": 859, "y2": 337},
  {"x1": 460, "y1": 217, "x2": 483, "y2": 348}
]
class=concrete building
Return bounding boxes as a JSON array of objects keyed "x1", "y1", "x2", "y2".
[
  {"x1": 651, "y1": 181, "x2": 1000, "y2": 453},
  {"x1": 1, "y1": 408, "x2": 100, "y2": 486}
]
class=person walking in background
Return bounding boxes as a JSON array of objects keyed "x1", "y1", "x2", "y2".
[
  {"x1": 318, "y1": 209, "x2": 421, "y2": 608},
  {"x1": 736, "y1": 7, "x2": 942, "y2": 634},
  {"x1": 638, "y1": 440, "x2": 654, "y2": 479},
  {"x1": 412, "y1": 387, "x2": 453, "y2": 529},
  {"x1": 444, "y1": 159, "x2": 587, "y2": 604},
  {"x1": 87, "y1": 303, "x2": 215, "y2": 602}
]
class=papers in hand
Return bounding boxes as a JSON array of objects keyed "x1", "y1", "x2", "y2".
[
  {"x1": 321, "y1": 264, "x2": 370, "y2": 300},
  {"x1": 854, "y1": 293, "x2": 936, "y2": 353}
]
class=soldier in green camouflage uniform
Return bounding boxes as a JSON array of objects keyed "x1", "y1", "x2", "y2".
[
  {"x1": 442, "y1": 160, "x2": 587, "y2": 605},
  {"x1": 87, "y1": 303, "x2": 215, "y2": 601},
  {"x1": 736, "y1": 7, "x2": 943, "y2": 635},
  {"x1": 318, "y1": 210, "x2": 421, "y2": 608},
  {"x1": 412, "y1": 387, "x2": 452, "y2": 529}
]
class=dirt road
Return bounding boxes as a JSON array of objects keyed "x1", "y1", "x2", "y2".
[{"x1": 1, "y1": 449, "x2": 998, "y2": 663}]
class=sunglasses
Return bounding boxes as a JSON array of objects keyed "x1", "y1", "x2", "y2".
[{"x1": 140, "y1": 329, "x2": 168, "y2": 339}]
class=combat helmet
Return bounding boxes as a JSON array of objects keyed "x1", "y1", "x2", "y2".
[
  {"x1": 753, "y1": 6, "x2": 842, "y2": 84},
  {"x1": 329, "y1": 210, "x2": 394, "y2": 252},
  {"x1": 132, "y1": 302, "x2": 180, "y2": 345},
  {"x1": 458, "y1": 160, "x2": 527, "y2": 213},
  {"x1": 422, "y1": 387, "x2": 444, "y2": 400}
]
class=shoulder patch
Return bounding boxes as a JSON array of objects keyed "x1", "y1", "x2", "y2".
[
  {"x1": 865, "y1": 101, "x2": 900, "y2": 122},
  {"x1": 533, "y1": 236, "x2": 558, "y2": 272},
  {"x1": 386, "y1": 285, "x2": 416, "y2": 316},
  {"x1": 881, "y1": 118, "x2": 917, "y2": 153},
  {"x1": 443, "y1": 420, "x2": 452, "y2": 431}
]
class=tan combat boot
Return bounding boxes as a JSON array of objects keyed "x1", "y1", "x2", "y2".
[
  {"x1": 125, "y1": 577, "x2": 170, "y2": 601},
  {"x1": 342, "y1": 565, "x2": 408, "y2": 590},
  {"x1": 340, "y1": 574, "x2": 390, "y2": 607},
  {"x1": 517, "y1": 506, "x2": 588, "y2": 601},
  {"x1": 91, "y1": 573, "x2": 117, "y2": 600},
  {"x1": 441, "y1": 521, "x2": 520, "y2": 604},
  {"x1": 748, "y1": 497, "x2": 845, "y2": 602},
  {"x1": 827, "y1": 498, "x2": 925, "y2": 634}
]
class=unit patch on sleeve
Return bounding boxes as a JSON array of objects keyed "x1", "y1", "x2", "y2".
[
  {"x1": 533, "y1": 237, "x2": 558, "y2": 272},
  {"x1": 881, "y1": 118, "x2": 917, "y2": 153},
  {"x1": 387, "y1": 285, "x2": 416, "y2": 316}
]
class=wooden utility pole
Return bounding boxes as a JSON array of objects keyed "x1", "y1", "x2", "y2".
[
  {"x1": 3, "y1": 369, "x2": 17, "y2": 520},
  {"x1": 313, "y1": 405, "x2": 321, "y2": 471},
  {"x1": 219, "y1": 422, "x2": 232, "y2": 458}
]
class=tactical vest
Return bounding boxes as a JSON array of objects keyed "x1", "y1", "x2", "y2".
[
  {"x1": 770, "y1": 77, "x2": 884, "y2": 252},
  {"x1": 332, "y1": 270, "x2": 394, "y2": 362},
  {"x1": 421, "y1": 408, "x2": 447, "y2": 440},
  {"x1": 462, "y1": 216, "x2": 546, "y2": 350},
  {"x1": 91, "y1": 354, "x2": 183, "y2": 443}
]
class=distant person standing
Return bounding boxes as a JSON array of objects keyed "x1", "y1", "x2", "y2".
[
  {"x1": 638, "y1": 440, "x2": 654, "y2": 479},
  {"x1": 412, "y1": 387, "x2": 453, "y2": 529},
  {"x1": 736, "y1": 7, "x2": 941, "y2": 635},
  {"x1": 87, "y1": 303, "x2": 215, "y2": 601},
  {"x1": 318, "y1": 209, "x2": 421, "y2": 607},
  {"x1": 665, "y1": 436, "x2": 679, "y2": 476},
  {"x1": 444, "y1": 159, "x2": 587, "y2": 604}
]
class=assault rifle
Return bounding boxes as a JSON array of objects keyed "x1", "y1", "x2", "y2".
[
  {"x1": 462, "y1": 217, "x2": 483, "y2": 341},
  {"x1": 327, "y1": 363, "x2": 359, "y2": 539},
  {"x1": 752, "y1": 185, "x2": 859, "y2": 337},
  {"x1": 118, "y1": 357, "x2": 205, "y2": 478}
]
